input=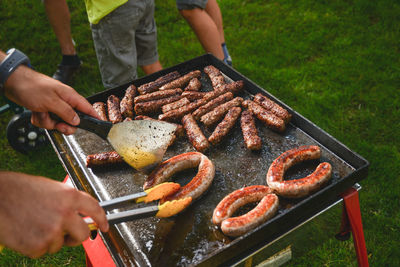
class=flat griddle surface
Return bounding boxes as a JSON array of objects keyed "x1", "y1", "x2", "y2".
[{"x1": 49, "y1": 54, "x2": 368, "y2": 266}]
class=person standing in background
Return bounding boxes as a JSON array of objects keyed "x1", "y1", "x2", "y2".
[
  {"x1": 177, "y1": 0, "x2": 232, "y2": 66},
  {"x1": 84, "y1": 0, "x2": 162, "y2": 89},
  {"x1": 44, "y1": 0, "x2": 82, "y2": 85}
]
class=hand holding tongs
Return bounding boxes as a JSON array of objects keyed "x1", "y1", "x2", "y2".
[{"x1": 85, "y1": 182, "x2": 192, "y2": 230}]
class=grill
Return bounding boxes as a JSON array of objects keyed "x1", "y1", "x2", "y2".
[{"x1": 47, "y1": 54, "x2": 369, "y2": 266}]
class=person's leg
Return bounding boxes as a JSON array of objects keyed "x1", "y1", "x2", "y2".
[
  {"x1": 44, "y1": 0, "x2": 81, "y2": 84},
  {"x1": 136, "y1": 0, "x2": 162, "y2": 75},
  {"x1": 204, "y1": 0, "x2": 232, "y2": 65},
  {"x1": 179, "y1": 8, "x2": 225, "y2": 60}
]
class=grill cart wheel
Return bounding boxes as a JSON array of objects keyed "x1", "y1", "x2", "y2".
[{"x1": 6, "y1": 110, "x2": 48, "y2": 153}]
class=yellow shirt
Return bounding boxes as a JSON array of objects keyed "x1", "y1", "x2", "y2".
[{"x1": 84, "y1": 0, "x2": 128, "y2": 24}]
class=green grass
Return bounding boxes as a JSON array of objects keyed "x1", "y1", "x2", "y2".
[{"x1": 1, "y1": 0, "x2": 399, "y2": 266}]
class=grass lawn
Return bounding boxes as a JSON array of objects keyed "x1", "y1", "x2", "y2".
[{"x1": 1, "y1": 0, "x2": 399, "y2": 266}]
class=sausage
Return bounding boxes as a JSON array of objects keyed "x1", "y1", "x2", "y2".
[
  {"x1": 240, "y1": 110, "x2": 262, "y2": 150},
  {"x1": 208, "y1": 107, "x2": 241, "y2": 145},
  {"x1": 182, "y1": 114, "x2": 210, "y2": 152},
  {"x1": 204, "y1": 65, "x2": 225, "y2": 88},
  {"x1": 86, "y1": 151, "x2": 124, "y2": 167},
  {"x1": 266, "y1": 145, "x2": 333, "y2": 198},
  {"x1": 184, "y1": 77, "x2": 202, "y2": 91},
  {"x1": 212, "y1": 185, "x2": 279, "y2": 237},
  {"x1": 181, "y1": 91, "x2": 208, "y2": 101},
  {"x1": 161, "y1": 97, "x2": 190, "y2": 114},
  {"x1": 137, "y1": 71, "x2": 180, "y2": 95},
  {"x1": 92, "y1": 102, "x2": 108, "y2": 121},
  {"x1": 192, "y1": 92, "x2": 234, "y2": 120},
  {"x1": 143, "y1": 152, "x2": 215, "y2": 204},
  {"x1": 159, "y1": 70, "x2": 201, "y2": 91},
  {"x1": 120, "y1": 85, "x2": 137, "y2": 119},
  {"x1": 134, "y1": 88, "x2": 182, "y2": 104},
  {"x1": 158, "y1": 98, "x2": 208, "y2": 122},
  {"x1": 202, "y1": 80, "x2": 244, "y2": 102},
  {"x1": 253, "y1": 93, "x2": 291, "y2": 123},
  {"x1": 107, "y1": 95, "x2": 123, "y2": 124},
  {"x1": 134, "y1": 95, "x2": 182, "y2": 115},
  {"x1": 134, "y1": 115, "x2": 184, "y2": 137},
  {"x1": 200, "y1": 97, "x2": 243, "y2": 126},
  {"x1": 242, "y1": 100, "x2": 285, "y2": 132},
  {"x1": 221, "y1": 194, "x2": 279, "y2": 237}
]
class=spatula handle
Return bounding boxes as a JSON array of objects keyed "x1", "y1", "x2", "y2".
[{"x1": 50, "y1": 111, "x2": 113, "y2": 140}]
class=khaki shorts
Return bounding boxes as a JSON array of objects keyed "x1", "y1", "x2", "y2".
[
  {"x1": 176, "y1": 0, "x2": 208, "y2": 10},
  {"x1": 91, "y1": 0, "x2": 159, "y2": 88}
]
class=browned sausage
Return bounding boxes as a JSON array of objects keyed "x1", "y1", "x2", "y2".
[
  {"x1": 240, "y1": 110, "x2": 262, "y2": 150},
  {"x1": 184, "y1": 77, "x2": 202, "y2": 91},
  {"x1": 144, "y1": 152, "x2": 215, "y2": 204},
  {"x1": 181, "y1": 91, "x2": 208, "y2": 101},
  {"x1": 253, "y1": 93, "x2": 291, "y2": 123},
  {"x1": 192, "y1": 92, "x2": 234, "y2": 120},
  {"x1": 120, "y1": 84, "x2": 137, "y2": 119},
  {"x1": 134, "y1": 95, "x2": 182, "y2": 115},
  {"x1": 107, "y1": 95, "x2": 123, "y2": 124},
  {"x1": 200, "y1": 97, "x2": 243, "y2": 126},
  {"x1": 161, "y1": 97, "x2": 190, "y2": 113},
  {"x1": 86, "y1": 151, "x2": 124, "y2": 167},
  {"x1": 159, "y1": 70, "x2": 201, "y2": 91},
  {"x1": 208, "y1": 107, "x2": 241, "y2": 145},
  {"x1": 202, "y1": 80, "x2": 244, "y2": 102},
  {"x1": 182, "y1": 114, "x2": 210, "y2": 152},
  {"x1": 93, "y1": 102, "x2": 108, "y2": 121},
  {"x1": 204, "y1": 65, "x2": 225, "y2": 88},
  {"x1": 134, "y1": 88, "x2": 182, "y2": 104},
  {"x1": 242, "y1": 100, "x2": 285, "y2": 132},
  {"x1": 266, "y1": 145, "x2": 332, "y2": 198},
  {"x1": 137, "y1": 71, "x2": 180, "y2": 95},
  {"x1": 158, "y1": 98, "x2": 208, "y2": 122}
]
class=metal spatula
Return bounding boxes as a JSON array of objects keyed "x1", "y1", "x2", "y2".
[{"x1": 54, "y1": 111, "x2": 177, "y2": 172}]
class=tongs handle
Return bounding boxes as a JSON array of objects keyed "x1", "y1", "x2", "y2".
[{"x1": 100, "y1": 191, "x2": 148, "y2": 210}]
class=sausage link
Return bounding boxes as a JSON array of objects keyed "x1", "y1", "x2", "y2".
[
  {"x1": 266, "y1": 145, "x2": 332, "y2": 198},
  {"x1": 240, "y1": 110, "x2": 262, "y2": 150},
  {"x1": 134, "y1": 88, "x2": 182, "y2": 104},
  {"x1": 134, "y1": 95, "x2": 182, "y2": 115},
  {"x1": 221, "y1": 194, "x2": 279, "y2": 237},
  {"x1": 137, "y1": 71, "x2": 180, "y2": 95},
  {"x1": 184, "y1": 77, "x2": 202, "y2": 91},
  {"x1": 158, "y1": 98, "x2": 207, "y2": 122},
  {"x1": 161, "y1": 97, "x2": 190, "y2": 114},
  {"x1": 204, "y1": 65, "x2": 226, "y2": 88},
  {"x1": 242, "y1": 100, "x2": 285, "y2": 132},
  {"x1": 253, "y1": 93, "x2": 291, "y2": 123},
  {"x1": 93, "y1": 102, "x2": 108, "y2": 121},
  {"x1": 208, "y1": 107, "x2": 241, "y2": 145},
  {"x1": 107, "y1": 95, "x2": 123, "y2": 124},
  {"x1": 86, "y1": 151, "x2": 124, "y2": 167},
  {"x1": 120, "y1": 85, "x2": 137, "y2": 119},
  {"x1": 192, "y1": 92, "x2": 234, "y2": 120},
  {"x1": 181, "y1": 91, "x2": 208, "y2": 101},
  {"x1": 202, "y1": 80, "x2": 244, "y2": 102},
  {"x1": 182, "y1": 114, "x2": 210, "y2": 152},
  {"x1": 144, "y1": 152, "x2": 215, "y2": 204},
  {"x1": 200, "y1": 97, "x2": 243, "y2": 126},
  {"x1": 159, "y1": 70, "x2": 201, "y2": 91}
]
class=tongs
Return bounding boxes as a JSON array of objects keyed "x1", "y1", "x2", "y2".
[{"x1": 85, "y1": 182, "x2": 191, "y2": 230}]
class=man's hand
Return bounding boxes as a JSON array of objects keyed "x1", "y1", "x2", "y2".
[
  {"x1": 3, "y1": 64, "x2": 99, "y2": 135},
  {"x1": 0, "y1": 171, "x2": 109, "y2": 258}
]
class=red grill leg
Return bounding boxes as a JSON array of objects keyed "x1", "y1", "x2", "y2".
[{"x1": 336, "y1": 187, "x2": 369, "y2": 267}]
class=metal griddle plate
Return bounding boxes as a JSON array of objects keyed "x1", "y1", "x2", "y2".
[{"x1": 47, "y1": 54, "x2": 369, "y2": 266}]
